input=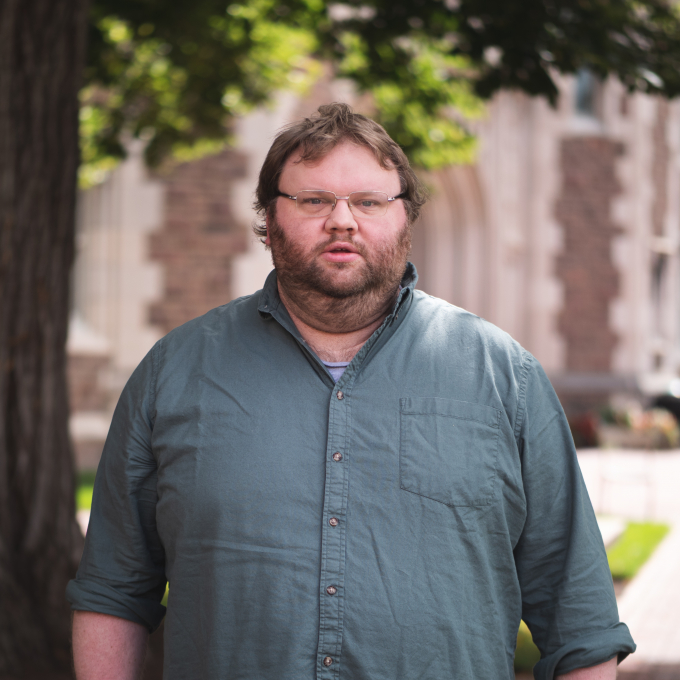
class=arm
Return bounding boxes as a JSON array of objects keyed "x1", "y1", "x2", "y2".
[
  {"x1": 557, "y1": 657, "x2": 618, "y2": 679},
  {"x1": 72, "y1": 611, "x2": 148, "y2": 680},
  {"x1": 66, "y1": 347, "x2": 167, "y2": 649},
  {"x1": 514, "y1": 358, "x2": 635, "y2": 678}
]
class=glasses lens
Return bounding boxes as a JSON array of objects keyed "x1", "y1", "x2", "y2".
[
  {"x1": 295, "y1": 190, "x2": 335, "y2": 215},
  {"x1": 349, "y1": 192, "x2": 389, "y2": 216}
]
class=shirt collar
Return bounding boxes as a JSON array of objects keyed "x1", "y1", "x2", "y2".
[
  {"x1": 257, "y1": 269, "x2": 282, "y2": 317},
  {"x1": 395, "y1": 261, "x2": 417, "y2": 309}
]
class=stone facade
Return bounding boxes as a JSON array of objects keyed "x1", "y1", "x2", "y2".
[
  {"x1": 66, "y1": 316, "x2": 113, "y2": 469},
  {"x1": 411, "y1": 79, "x2": 680, "y2": 416},
  {"x1": 68, "y1": 353, "x2": 110, "y2": 413}
]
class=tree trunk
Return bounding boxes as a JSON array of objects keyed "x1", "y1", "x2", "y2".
[{"x1": 0, "y1": 0, "x2": 88, "y2": 674}]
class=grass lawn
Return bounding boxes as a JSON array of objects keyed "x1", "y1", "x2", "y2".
[{"x1": 607, "y1": 522, "x2": 670, "y2": 580}]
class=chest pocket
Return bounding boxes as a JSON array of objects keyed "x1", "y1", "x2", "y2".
[{"x1": 399, "y1": 397, "x2": 501, "y2": 507}]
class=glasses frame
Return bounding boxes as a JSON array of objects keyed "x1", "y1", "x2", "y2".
[{"x1": 277, "y1": 189, "x2": 406, "y2": 217}]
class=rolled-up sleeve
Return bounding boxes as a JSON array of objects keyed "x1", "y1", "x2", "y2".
[
  {"x1": 514, "y1": 357, "x2": 635, "y2": 678},
  {"x1": 66, "y1": 344, "x2": 166, "y2": 632}
]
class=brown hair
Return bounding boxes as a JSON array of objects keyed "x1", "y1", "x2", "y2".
[{"x1": 253, "y1": 102, "x2": 427, "y2": 239}]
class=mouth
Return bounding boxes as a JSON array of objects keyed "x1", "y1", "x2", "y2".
[
  {"x1": 321, "y1": 242, "x2": 361, "y2": 263},
  {"x1": 324, "y1": 243, "x2": 359, "y2": 254}
]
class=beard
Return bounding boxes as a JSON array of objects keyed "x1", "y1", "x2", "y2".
[{"x1": 268, "y1": 214, "x2": 411, "y2": 333}]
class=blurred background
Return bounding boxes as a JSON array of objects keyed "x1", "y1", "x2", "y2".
[
  {"x1": 70, "y1": 72, "x2": 680, "y2": 468},
  {"x1": 4, "y1": 0, "x2": 680, "y2": 677}
]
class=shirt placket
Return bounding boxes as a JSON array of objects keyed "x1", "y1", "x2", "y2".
[
  {"x1": 316, "y1": 381, "x2": 352, "y2": 678},
  {"x1": 265, "y1": 279, "x2": 412, "y2": 679}
]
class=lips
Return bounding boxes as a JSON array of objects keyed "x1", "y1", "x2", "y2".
[
  {"x1": 323, "y1": 242, "x2": 358, "y2": 254},
  {"x1": 321, "y1": 241, "x2": 361, "y2": 263}
]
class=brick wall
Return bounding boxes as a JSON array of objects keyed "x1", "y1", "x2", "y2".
[
  {"x1": 149, "y1": 149, "x2": 249, "y2": 334},
  {"x1": 555, "y1": 137, "x2": 623, "y2": 373}
]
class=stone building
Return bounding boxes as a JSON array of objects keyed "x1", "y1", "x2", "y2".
[
  {"x1": 67, "y1": 76, "x2": 680, "y2": 469},
  {"x1": 415, "y1": 73, "x2": 680, "y2": 415}
]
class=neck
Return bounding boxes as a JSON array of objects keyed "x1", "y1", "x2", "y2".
[{"x1": 278, "y1": 283, "x2": 398, "y2": 363}]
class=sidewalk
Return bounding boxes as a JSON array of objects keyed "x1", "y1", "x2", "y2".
[{"x1": 577, "y1": 449, "x2": 680, "y2": 678}]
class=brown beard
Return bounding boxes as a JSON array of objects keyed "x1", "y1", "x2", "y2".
[{"x1": 268, "y1": 214, "x2": 411, "y2": 333}]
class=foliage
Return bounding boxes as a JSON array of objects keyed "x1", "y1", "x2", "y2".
[
  {"x1": 84, "y1": 0, "x2": 680, "y2": 181},
  {"x1": 515, "y1": 620, "x2": 541, "y2": 672},
  {"x1": 607, "y1": 521, "x2": 670, "y2": 580},
  {"x1": 364, "y1": 0, "x2": 680, "y2": 103},
  {"x1": 336, "y1": 30, "x2": 483, "y2": 166},
  {"x1": 83, "y1": 0, "x2": 322, "y2": 184},
  {"x1": 331, "y1": 0, "x2": 680, "y2": 162},
  {"x1": 76, "y1": 470, "x2": 97, "y2": 512}
]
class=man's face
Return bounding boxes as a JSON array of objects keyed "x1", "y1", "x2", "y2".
[{"x1": 266, "y1": 141, "x2": 410, "y2": 299}]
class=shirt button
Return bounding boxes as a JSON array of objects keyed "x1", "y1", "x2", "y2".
[
  {"x1": 329, "y1": 517, "x2": 339, "y2": 527},
  {"x1": 323, "y1": 656, "x2": 333, "y2": 667},
  {"x1": 326, "y1": 585, "x2": 337, "y2": 595},
  {"x1": 332, "y1": 452, "x2": 343, "y2": 462},
  {"x1": 336, "y1": 390, "x2": 344, "y2": 400}
]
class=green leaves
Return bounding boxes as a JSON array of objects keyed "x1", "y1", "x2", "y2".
[
  {"x1": 326, "y1": 0, "x2": 680, "y2": 155},
  {"x1": 82, "y1": 0, "x2": 323, "y2": 183},
  {"x1": 82, "y1": 0, "x2": 680, "y2": 183},
  {"x1": 336, "y1": 31, "x2": 483, "y2": 167},
  {"x1": 429, "y1": 0, "x2": 680, "y2": 101}
]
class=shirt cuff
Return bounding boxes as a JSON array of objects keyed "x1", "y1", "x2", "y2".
[
  {"x1": 534, "y1": 622, "x2": 636, "y2": 679},
  {"x1": 66, "y1": 577, "x2": 166, "y2": 633}
]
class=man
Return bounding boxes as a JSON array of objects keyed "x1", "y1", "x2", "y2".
[{"x1": 68, "y1": 103, "x2": 635, "y2": 679}]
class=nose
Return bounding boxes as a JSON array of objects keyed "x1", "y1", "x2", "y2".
[{"x1": 324, "y1": 197, "x2": 358, "y2": 234}]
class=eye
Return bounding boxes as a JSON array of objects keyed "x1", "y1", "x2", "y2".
[
  {"x1": 350, "y1": 192, "x2": 387, "y2": 213},
  {"x1": 300, "y1": 195, "x2": 332, "y2": 205}
]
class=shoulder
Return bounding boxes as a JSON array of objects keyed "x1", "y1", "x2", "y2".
[
  {"x1": 159, "y1": 292, "x2": 260, "y2": 347},
  {"x1": 408, "y1": 289, "x2": 532, "y2": 369},
  {"x1": 403, "y1": 290, "x2": 536, "y2": 437},
  {"x1": 150, "y1": 292, "x2": 263, "y2": 374}
]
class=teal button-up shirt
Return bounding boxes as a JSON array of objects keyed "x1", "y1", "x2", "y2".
[{"x1": 67, "y1": 264, "x2": 635, "y2": 679}]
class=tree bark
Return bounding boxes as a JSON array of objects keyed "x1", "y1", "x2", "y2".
[{"x1": 0, "y1": 0, "x2": 88, "y2": 674}]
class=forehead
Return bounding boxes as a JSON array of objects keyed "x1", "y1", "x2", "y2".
[{"x1": 280, "y1": 141, "x2": 401, "y2": 194}]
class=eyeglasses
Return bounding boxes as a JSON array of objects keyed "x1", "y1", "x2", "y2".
[{"x1": 277, "y1": 190, "x2": 405, "y2": 217}]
